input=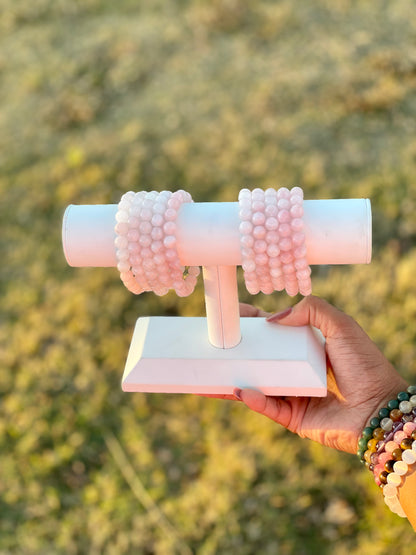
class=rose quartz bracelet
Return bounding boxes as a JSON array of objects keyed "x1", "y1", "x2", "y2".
[
  {"x1": 238, "y1": 187, "x2": 311, "y2": 297},
  {"x1": 115, "y1": 190, "x2": 200, "y2": 297}
]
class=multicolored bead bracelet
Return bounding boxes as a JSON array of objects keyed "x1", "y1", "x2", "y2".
[
  {"x1": 357, "y1": 385, "x2": 416, "y2": 518},
  {"x1": 357, "y1": 386, "x2": 416, "y2": 463}
]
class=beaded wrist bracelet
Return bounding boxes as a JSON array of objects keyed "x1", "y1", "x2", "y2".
[
  {"x1": 357, "y1": 385, "x2": 416, "y2": 518},
  {"x1": 238, "y1": 186, "x2": 311, "y2": 297},
  {"x1": 357, "y1": 385, "x2": 416, "y2": 464},
  {"x1": 115, "y1": 190, "x2": 200, "y2": 297}
]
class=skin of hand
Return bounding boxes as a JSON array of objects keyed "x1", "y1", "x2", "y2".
[{"x1": 210, "y1": 296, "x2": 408, "y2": 455}]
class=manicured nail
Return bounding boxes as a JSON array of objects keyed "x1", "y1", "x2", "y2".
[
  {"x1": 233, "y1": 388, "x2": 243, "y2": 401},
  {"x1": 266, "y1": 307, "x2": 292, "y2": 322}
]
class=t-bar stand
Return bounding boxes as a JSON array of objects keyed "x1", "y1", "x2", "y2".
[{"x1": 62, "y1": 198, "x2": 371, "y2": 396}]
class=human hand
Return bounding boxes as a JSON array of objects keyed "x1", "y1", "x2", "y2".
[{"x1": 235, "y1": 296, "x2": 408, "y2": 454}]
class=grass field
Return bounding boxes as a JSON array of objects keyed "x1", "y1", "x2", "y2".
[{"x1": 1, "y1": 1, "x2": 416, "y2": 553}]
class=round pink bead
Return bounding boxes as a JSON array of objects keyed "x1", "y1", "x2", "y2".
[
  {"x1": 255, "y1": 253, "x2": 268, "y2": 265},
  {"x1": 128, "y1": 216, "x2": 140, "y2": 228},
  {"x1": 286, "y1": 283, "x2": 299, "y2": 297},
  {"x1": 164, "y1": 235, "x2": 177, "y2": 249},
  {"x1": 267, "y1": 244, "x2": 280, "y2": 257},
  {"x1": 168, "y1": 197, "x2": 181, "y2": 210},
  {"x1": 151, "y1": 241, "x2": 163, "y2": 253},
  {"x1": 265, "y1": 217, "x2": 278, "y2": 231},
  {"x1": 238, "y1": 190, "x2": 251, "y2": 202},
  {"x1": 403, "y1": 422, "x2": 416, "y2": 434},
  {"x1": 373, "y1": 463, "x2": 384, "y2": 476},
  {"x1": 116, "y1": 210, "x2": 129, "y2": 223},
  {"x1": 265, "y1": 187, "x2": 276, "y2": 197},
  {"x1": 277, "y1": 198, "x2": 290, "y2": 210},
  {"x1": 252, "y1": 200, "x2": 265, "y2": 212},
  {"x1": 252, "y1": 188, "x2": 264, "y2": 201},
  {"x1": 278, "y1": 223, "x2": 291, "y2": 237},
  {"x1": 290, "y1": 194, "x2": 303, "y2": 206},
  {"x1": 291, "y1": 218, "x2": 303, "y2": 232},
  {"x1": 277, "y1": 210, "x2": 290, "y2": 223},
  {"x1": 115, "y1": 222, "x2": 129, "y2": 235},
  {"x1": 270, "y1": 267, "x2": 282, "y2": 278},
  {"x1": 151, "y1": 213, "x2": 164, "y2": 227},
  {"x1": 269, "y1": 256, "x2": 281, "y2": 268},
  {"x1": 115, "y1": 236, "x2": 128, "y2": 249},
  {"x1": 130, "y1": 254, "x2": 142, "y2": 266},
  {"x1": 296, "y1": 268, "x2": 311, "y2": 280},
  {"x1": 241, "y1": 234, "x2": 254, "y2": 247},
  {"x1": 239, "y1": 221, "x2": 253, "y2": 235},
  {"x1": 254, "y1": 240, "x2": 267, "y2": 253},
  {"x1": 139, "y1": 221, "x2": 152, "y2": 234},
  {"x1": 142, "y1": 199, "x2": 153, "y2": 209},
  {"x1": 277, "y1": 187, "x2": 290, "y2": 199},
  {"x1": 265, "y1": 204, "x2": 278, "y2": 217},
  {"x1": 279, "y1": 238, "x2": 292, "y2": 251},
  {"x1": 394, "y1": 431, "x2": 407, "y2": 444},
  {"x1": 290, "y1": 186, "x2": 303, "y2": 198},
  {"x1": 378, "y1": 452, "x2": 391, "y2": 465},
  {"x1": 153, "y1": 202, "x2": 166, "y2": 214},
  {"x1": 295, "y1": 258, "x2": 309, "y2": 270},
  {"x1": 246, "y1": 282, "x2": 260, "y2": 295},
  {"x1": 266, "y1": 230, "x2": 279, "y2": 244},
  {"x1": 294, "y1": 245, "x2": 307, "y2": 258},
  {"x1": 241, "y1": 247, "x2": 254, "y2": 258},
  {"x1": 140, "y1": 208, "x2": 153, "y2": 221},
  {"x1": 151, "y1": 227, "x2": 164, "y2": 240},
  {"x1": 280, "y1": 252, "x2": 293, "y2": 264},
  {"x1": 163, "y1": 221, "x2": 176, "y2": 235},
  {"x1": 141, "y1": 247, "x2": 152, "y2": 259},
  {"x1": 260, "y1": 283, "x2": 274, "y2": 295},
  {"x1": 130, "y1": 205, "x2": 141, "y2": 217},
  {"x1": 244, "y1": 271, "x2": 256, "y2": 281},
  {"x1": 292, "y1": 232, "x2": 306, "y2": 246},
  {"x1": 239, "y1": 208, "x2": 252, "y2": 221},
  {"x1": 283, "y1": 263, "x2": 295, "y2": 275},
  {"x1": 385, "y1": 441, "x2": 399, "y2": 453},
  {"x1": 252, "y1": 212, "x2": 266, "y2": 226},
  {"x1": 299, "y1": 282, "x2": 312, "y2": 296},
  {"x1": 127, "y1": 229, "x2": 140, "y2": 242},
  {"x1": 290, "y1": 204, "x2": 304, "y2": 219},
  {"x1": 139, "y1": 235, "x2": 151, "y2": 247},
  {"x1": 242, "y1": 260, "x2": 256, "y2": 273},
  {"x1": 164, "y1": 208, "x2": 177, "y2": 221},
  {"x1": 253, "y1": 226, "x2": 266, "y2": 239}
]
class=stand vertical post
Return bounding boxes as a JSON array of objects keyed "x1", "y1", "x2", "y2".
[{"x1": 202, "y1": 266, "x2": 241, "y2": 349}]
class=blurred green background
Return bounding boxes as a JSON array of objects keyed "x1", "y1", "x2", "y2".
[{"x1": 1, "y1": 0, "x2": 416, "y2": 553}]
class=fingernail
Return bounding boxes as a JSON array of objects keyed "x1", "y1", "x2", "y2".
[
  {"x1": 233, "y1": 388, "x2": 243, "y2": 401},
  {"x1": 266, "y1": 307, "x2": 292, "y2": 322}
]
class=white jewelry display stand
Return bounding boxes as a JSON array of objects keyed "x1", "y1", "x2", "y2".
[{"x1": 62, "y1": 198, "x2": 372, "y2": 397}]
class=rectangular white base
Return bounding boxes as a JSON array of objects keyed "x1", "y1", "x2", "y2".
[{"x1": 122, "y1": 317, "x2": 327, "y2": 396}]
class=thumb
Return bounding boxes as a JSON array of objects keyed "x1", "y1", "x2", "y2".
[{"x1": 266, "y1": 295, "x2": 359, "y2": 340}]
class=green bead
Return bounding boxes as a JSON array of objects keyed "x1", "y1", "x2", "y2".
[
  {"x1": 397, "y1": 391, "x2": 410, "y2": 402},
  {"x1": 407, "y1": 385, "x2": 416, "y2": 395},
  {"x1": 387, "y1": 399, "x2": 399, "y2": 410},
  {"x1": 357, "y1": 449, "x2": 366, "y2": 461},
  {"x1": 378, "y1": 407, "x2": 390, "y2": 419},
  {"x1": 362, "y1": 427, "x2": 374, "y2": 440},
  {"x1": 369, "y1": 417, "x2": 380, "y2": 428},
  {"x1": 358, "y1": 437, "x2": 368, "y2": 450}
]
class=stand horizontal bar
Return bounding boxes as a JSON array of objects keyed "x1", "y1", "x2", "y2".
[{"x1": 122, "y1": 317, "x2": 327, "y2": 396}]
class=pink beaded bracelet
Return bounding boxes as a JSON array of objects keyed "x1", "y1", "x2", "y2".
[
  {"x1": 115, "y1": 190, "x2": 200, "y2": 296},
  {"x1": 238, "y1": 187, "x2": 311, "y2": 297}
]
